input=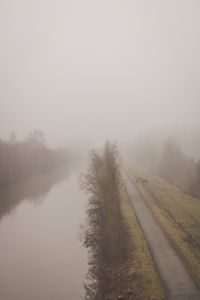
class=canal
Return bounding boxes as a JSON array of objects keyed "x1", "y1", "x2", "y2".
[{"x1": 0, "y1": 166, "x2": 88, "y2": 300}]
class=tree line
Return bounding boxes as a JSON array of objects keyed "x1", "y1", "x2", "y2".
[
  {"x1": 132, "y1": 136, "x2": 200, "y2": 198},
  {"x1": 0, "y1": 130, "x2": 68, "y2": 189}
]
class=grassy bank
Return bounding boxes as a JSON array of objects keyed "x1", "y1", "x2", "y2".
[
  {"x1": 120, "y1": 184, "x2": 165, "y2": 300},
  {"x1": 127, "y1": 166, "x2": 200, "y2": 287}
]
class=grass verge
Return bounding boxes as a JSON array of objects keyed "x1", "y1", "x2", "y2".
[{"x1": 120, "y1": 184, "x2": 165, "y2": 300}]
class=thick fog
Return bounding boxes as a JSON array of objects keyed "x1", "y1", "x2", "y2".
[{"x1": 1, "y1": 0, "x2": 200, "y2": 147}]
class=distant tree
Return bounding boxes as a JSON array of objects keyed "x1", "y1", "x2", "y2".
[
  {"x1": 25, "y1": 130, "x2": 46, "y2": 147},
  {"x1": 9, "y1": 132, "x2": 17, "y2": 145},
  {"x1": 188, "y1": 160, "x2": 200, "y2": 198},
  {"x1": 132, "y1": 138, "x2": 159, "y2": 171},
  {"x1": 158, "y1": 136, "x2": 188, "y2": 186},
  {"x1": 0, "y1": 131, "x2": 67, "y2": 188}
]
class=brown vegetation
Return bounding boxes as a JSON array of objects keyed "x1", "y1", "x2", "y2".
[{"x1": 82, "y1": 142, "x2": 135, "y2": 300}]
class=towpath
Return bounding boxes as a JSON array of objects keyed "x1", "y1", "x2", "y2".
[{"x1": 123, "y1": 173, "x2": 200, "y2": 300}]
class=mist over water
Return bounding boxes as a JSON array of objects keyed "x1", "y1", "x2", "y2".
[{"x1": 0, "y1": 168, "x2": 69, "y2": 220}]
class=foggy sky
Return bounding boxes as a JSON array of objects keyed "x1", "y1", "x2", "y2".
[{"x1": 1, "y1": 0, "x2": 200, "y2": 146}]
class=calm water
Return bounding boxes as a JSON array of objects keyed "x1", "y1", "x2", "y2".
[{"x1": 0, "y1": 166, "x2": 88, "y2": 300}]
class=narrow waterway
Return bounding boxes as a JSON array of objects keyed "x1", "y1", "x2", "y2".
[{"x1": 0, "y1": 166, "x2": 88, "y2": 300}]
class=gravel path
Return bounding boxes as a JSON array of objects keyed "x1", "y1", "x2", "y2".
[{"x1": 123, "y1": 173, "x2": 200, "y2": 300}]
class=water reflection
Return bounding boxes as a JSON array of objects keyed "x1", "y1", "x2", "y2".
[
  {"x1": 0, "y1": 165, "x2": 87, "y2": 300},
  {"x1": 0, "y1": 168, "x2": 70, "y2": 221}
]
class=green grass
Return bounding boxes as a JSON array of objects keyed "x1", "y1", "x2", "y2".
[
  {"x1": 127, "y1": 166, "x2": 200, "y2": 287},
  {"x1": 120, "y1": 185, "x2": 165, "y2": 299}
]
